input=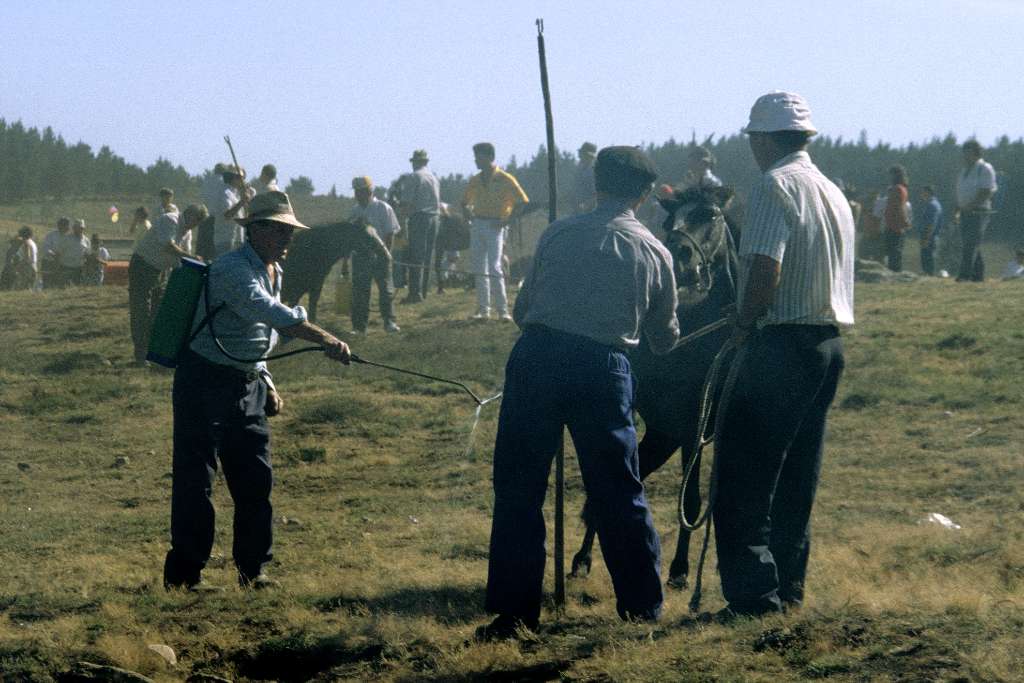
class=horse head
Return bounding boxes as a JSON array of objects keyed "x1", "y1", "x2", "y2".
[{"x1": 659, "y1": 185, "x2": 735, "y2": 302}]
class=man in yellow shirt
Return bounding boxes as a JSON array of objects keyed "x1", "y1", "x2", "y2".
[{"x1": 461, "y1": 142, "x2": 529, "y2": 320}]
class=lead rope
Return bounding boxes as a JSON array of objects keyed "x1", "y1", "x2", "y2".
[{"x1": 679, "y1": 338, "x2": 748, "y2": 613}]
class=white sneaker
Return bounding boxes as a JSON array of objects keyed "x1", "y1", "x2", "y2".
[
  {"x1": 384, "y1": 321, "x2": 401, "y2": 333},
  {"x1": 471, "y1": 310, "x2": 490, "y2": 320},
  {"x1": 498, "y1": 312, "x2": 514, "y2": 322}
]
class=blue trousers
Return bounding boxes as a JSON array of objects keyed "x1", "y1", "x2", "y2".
[
  {"x1": 164, "y1": 351, "x2": 274, "y2": 586},
  {"x1": 713, "y1": 325, "x2": 844, "y2": 614},
  {"x1": 485, "y1": 326, "x2": 663, "y2": 623}
]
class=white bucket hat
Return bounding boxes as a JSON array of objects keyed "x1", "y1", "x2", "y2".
[{"x1": 743, "y1": 91, "x2": 818, "y2": 135}]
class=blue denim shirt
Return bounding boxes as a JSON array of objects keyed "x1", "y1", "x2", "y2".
[
  {"x1": 188, "y1": 243, "x2": 307, "y2": 373},
  {"x1": 914, "y1": 197, "x2": 944, "y2": 246}
]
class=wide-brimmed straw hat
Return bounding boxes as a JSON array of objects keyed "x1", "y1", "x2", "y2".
[
  {"x1": 743, "y1": 91, "x2": 818, "y2": 135},
  {"x1": 238, "y1": 191, "x2": 309, "y2": 230}
]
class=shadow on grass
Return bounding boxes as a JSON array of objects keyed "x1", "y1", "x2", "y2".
[{"x1": 313, "y1": 584, "x2": 486, "y2": 624}]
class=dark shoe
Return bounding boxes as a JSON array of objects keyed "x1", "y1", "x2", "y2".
[
  {"x1": 401, "y1": 294, "x2": 423, "y2": 304},
  {"x1": 474, "y1": 614, "x2": 538, "y2": 641},
  {"x1": 240, "y1": 573, "x2": 280, "y2": 590}
]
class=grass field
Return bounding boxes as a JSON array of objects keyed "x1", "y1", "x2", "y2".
[{"x1": 1, "y1": 265, "x2": 1023, "y2": 681}]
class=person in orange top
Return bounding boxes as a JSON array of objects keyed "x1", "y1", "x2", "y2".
[
  {"x1": 883, "y1": 165, "x2": 910, "y2": 272},
  {"x1": 461, "y1": 142, "x2": 529, "y2": 320}
]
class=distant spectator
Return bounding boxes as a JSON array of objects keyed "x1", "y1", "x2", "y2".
[
  {"x1": 14, "y1": 226, "x2": 38, "y2": 290},
  {"x1": 128, "y1": 204, "x2": 208, "y2": 364},
  {"x1": 348, "y1": 176, "x2": 400, "y2": 334},
  {"x1": 915, "y1": 186, "x2": 944, "y2": 276},
  {"x1": 213, "y1": 167, "x2": 251, "y2": 257},
  {"x1": 159, "y1": 188, "x2": 179, "y2": 216},
  {"x1": 41, "y1": 217, "x2": 70, "y2": 289},
  {"x1": 401, "y1": 149, "x2": 441, "y2": 302},
  {"x1": 956, "y1": 140, "x2": 998, "y2": 282},
  {"x1": 1001, "y1": 247, "x2": 1024, "y2": 279},
  {"x1": 129, "y1": 206, "x2": 152, "y2": 238},
  {"x1": 883, "y1": 165, "x2": 910, "y2": 271},
  {"x1": 684, "y1": 145, "x2": 723, "y2": 189},
  {"x1": 56, "y1": 219, "x2": 90, "y2": 287},
  {"x1": 0, "y1": 235, "x2": 22, "y2": 290},
  {"x1": 251, "y1": 164, "x2": 280, "y2": 194},
  {"x1": 83, "y1": 233, "x2": 110, "y2": 286},
  {"x1": 573, "y1": 142, "x2": 597, "y2": 213},
  {"x1": 858, "y1": 190, "x2": 885, "y2": 262},
  {"x1": 200, "y1": 163, "x2": 228, "y2": 211}
]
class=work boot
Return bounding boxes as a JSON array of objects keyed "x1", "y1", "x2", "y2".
[{"x1": 474, "y1": 614, "x2": 538, "y2": 642}]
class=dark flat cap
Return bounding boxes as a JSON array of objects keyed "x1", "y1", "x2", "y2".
[{"x1": 595, "y1": 146, "x2": 658, "y2": 198}]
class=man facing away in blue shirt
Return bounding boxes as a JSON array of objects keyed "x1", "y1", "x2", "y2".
[
  {"x1": 164, "y1": 191, "x2": 352, "y2": 592},
  {"x1": 915, "y1": 185, "x2": 944, "y2": 276}
]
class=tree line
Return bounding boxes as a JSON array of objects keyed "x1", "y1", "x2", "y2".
[{"x1": 3, "y1": 115, "x2": 1019, "y2": 241}]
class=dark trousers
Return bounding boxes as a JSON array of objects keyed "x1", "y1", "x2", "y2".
[
  {"x1": 884, "y1": 231, "x2": 904, "y2": 272},
  {"x1": 128, "y1": 255, "x2": 165, "y2": 362},
  {"x1": 713, "y1": 325, "x2": 844, "y2": 615},
  {"x1": 351, "y1": 250, "x2": 396, "y2": 331},
  {"x1": 164, "y1": 351, "x2": 273, "y2": 587},
  {"x1": 406, "y1": 213, "x2": 439, "y2": 299},
  {"x1": 486, "y1": 326, "x2": 663, "y2": 624},
  {"x1": 958, "y1": 212, "x2": 989, "y2": 281},
  {"x1": 59, "y1": 265, "x2": 82, "y2": 287},
  {"x1": 920, "y1": 240, "x2": 937, "y2": 276}
]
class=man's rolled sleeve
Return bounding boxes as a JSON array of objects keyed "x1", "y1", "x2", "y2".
[
  {"x1": 741, "y1": 180, "x2": 790, "y2": 262},
  {"x1": 643, "y1": 249, "x2": 680, "y2": 355}
]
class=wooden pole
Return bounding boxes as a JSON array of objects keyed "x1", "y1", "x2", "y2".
[{"x1": 536, "y1": 18, "x2": 565, "y2": 612}]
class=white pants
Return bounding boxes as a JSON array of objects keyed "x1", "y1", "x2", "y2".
[{"x1": 470, "y1": 218, "x2": 507, "y2": 314}]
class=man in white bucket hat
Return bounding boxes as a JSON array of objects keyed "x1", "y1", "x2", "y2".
[{"x1": 711, "y1": 91, "x2": 854, "y2": 619}]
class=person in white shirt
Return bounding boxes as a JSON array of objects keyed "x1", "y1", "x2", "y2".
[
  {"x1": 41, "y1": 217, "x2": 70, "y2": 289},
  {"x1": 57, "y1": 219, "x2": 91, "y2": 287},
  {"x1": 128, "y1": 205, "x2": 208, "y2": 363},
  {"x1": 84, "y1": 233, "x2": 110, "y2": 286},
  {"x1": 250, "y1": 164, "x2": 280, "y2": 195},
  {"x1": 349, "y1": 176, "x2": 400, "y2": 334},
  {"x1": 158, "y1": 188, "x2": 179, "y2": 217},
  {"x1": 712, "y1": 91, "x2": 853, "y2": 620},
  {"x1": 955, "y1": 140, "x2": 998, "y2": 281},
  {"x1": 684, "y1": 145, "x2": 723, "y2": 189},
  {"x1": 15, "y1": 226, "x2": 39, "y2": 290},
  {"x1": 212, "y1": 167, "x2": 251, "y2": 257}
]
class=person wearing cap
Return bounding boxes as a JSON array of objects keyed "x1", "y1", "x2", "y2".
[
  {"x1": 163, "y1": 190, "x2": 352, "y2": 591},
  {"x1": 461, "y1": 142, "x2": 529, "y2": 321},
  {"x1": 477, "y1": 146, "x2": 679, "y2": 640},
  {"x1": 684, "y1": 145, "x2": 723, "y2": 189},
  {"x1": 349, "y1": 176, "x2": 400, "y2": 334},
  {"x1": 211, "y1": 166, "x2": 252, "y2": 258},
  {"x1": 955, "y1": 140, "x2": 998, "y2": 281},
  {"x1": 128, "y1": 204, "x2": 209, "y2": 364},
  {"x1": 251, "y1": 164, "x2": 280, "y2": 195},
  {"x1": 573, "y1": 142, "x2": 598, "y2": 213},
  {"x1": 399, "y1": 149, "x2": 441, "y2": 303},
  {"x1": 41, "y1": 217, "x2": 70, "y2": 289},
  {"x1": 56, "y1": 219, "x2": 90, "y2": 287},
  {"x1": 711, "y1": 92, "x2": 854, "y2": 620}
]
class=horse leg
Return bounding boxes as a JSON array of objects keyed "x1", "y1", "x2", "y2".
[
  {"x1": 308, "y1": 282, "x2": 322, "y2": 323},
  {"x1": 570, "y1": 426, "x2": 678, "y2": 581},
  {"x1": 667, "y1": 448, "x2": 701, "y2": 590}
]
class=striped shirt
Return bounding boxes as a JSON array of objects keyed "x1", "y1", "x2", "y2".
[{"x1": 740, "y1": 151, "x2": 855, "y2": 327}]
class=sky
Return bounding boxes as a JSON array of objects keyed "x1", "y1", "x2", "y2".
[{"x1": 3, "y1": 0, "x2": 1023, "y2": 194}]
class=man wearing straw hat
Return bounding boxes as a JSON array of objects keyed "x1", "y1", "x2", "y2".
[
  {"x1": 400, "y1": 149, "x2": 441, "y2": 302},
  {"x1": 711, "y1": 92, "x2": 853, "y2": 620},
  {"x1": 163, "y1": 190, "x2": 352, "y2": 592}
]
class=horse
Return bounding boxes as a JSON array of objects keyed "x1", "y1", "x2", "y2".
[
  {"x1": 570, "y1": 184, "x2": 738, "y2": 589},
  {"x1": 280, "y1": 220, "x2": 386, "y2": 322}
]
